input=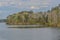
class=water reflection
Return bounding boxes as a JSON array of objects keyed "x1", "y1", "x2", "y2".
[{"x1": 0, "y1": 23, "x2": 60, "y2": 40}]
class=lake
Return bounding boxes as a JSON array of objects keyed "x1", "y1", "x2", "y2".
[{"x1": 0, "y1": 23, "x2": 60, "y2": 40}]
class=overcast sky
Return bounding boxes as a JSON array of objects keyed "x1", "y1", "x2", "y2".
[{"x1": 0, "y1": 0, "x2": 60, "y2": 19}]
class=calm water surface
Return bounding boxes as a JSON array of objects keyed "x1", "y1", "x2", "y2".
[{"x1": 0, "y1": 23, "x2": 60, "y2": 40}]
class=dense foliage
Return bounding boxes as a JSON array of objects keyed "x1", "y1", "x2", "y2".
[{"x1": 7, "y1": 4, "x2": 60, "y2": 27}]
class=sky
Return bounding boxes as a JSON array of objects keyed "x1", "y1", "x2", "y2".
[{"x1": 0, "y1": 0, "x2": 60, "y2": 19}]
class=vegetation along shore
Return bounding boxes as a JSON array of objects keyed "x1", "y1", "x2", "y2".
[{"x1": 6, "y1": 4, "x2": 60, "y2": 27}]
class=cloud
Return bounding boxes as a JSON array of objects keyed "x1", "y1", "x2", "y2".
[
  {"x1": 0, "y1": 2, "x2": 9, "y2": 6},
  {"x1": 0, "y1": 0, "x2": 51, "y2": 7},
  {"x1": 30, "y1": 6, "x2": 37, "y2": 9},
  {"x1": 0, "y1": 0, "x2": 60, "y2": 19},
  {"x1": 0, "y1": 0, "x2": 59, "y2": 9}
]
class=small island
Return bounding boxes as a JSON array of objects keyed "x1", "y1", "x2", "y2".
[{"x1": 6, "y1": 4, "x2": 60, "y2": 28}]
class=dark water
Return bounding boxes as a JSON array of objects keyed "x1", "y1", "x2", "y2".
[{"x1": 0, "y1": 23, "x2": 60, "y2": 40}]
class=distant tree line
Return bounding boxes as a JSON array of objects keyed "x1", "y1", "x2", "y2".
[
  {"x1": 0, "y1": 19, "x2": 7, "y2": 22},
  {"x1": 6, "y1": 4, "x2": 60, "y2": 27}
]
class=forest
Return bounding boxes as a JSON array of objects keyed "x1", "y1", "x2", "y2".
[{"x1": 6, "y1": 4, "x2": 60, "y2": 27}]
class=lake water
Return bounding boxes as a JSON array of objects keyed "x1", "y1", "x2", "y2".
[{"x1": 0, "y1": 23, "x2": 60, "y2": 40}]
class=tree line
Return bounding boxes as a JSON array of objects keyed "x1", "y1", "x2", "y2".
[{"x1": 6, "y1": 4, "x2": 60, "y2": 27}]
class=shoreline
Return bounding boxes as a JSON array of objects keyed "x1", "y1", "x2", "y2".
[
  {"x1": 8, "y1": 27, "x2": 60, "y2": 29},
  {"x1": 7, "y1": 25, "x2": 44, "y2": 28},
  {"x1": 7, "y1": 25, "x2": 60, "y2": 28}
]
